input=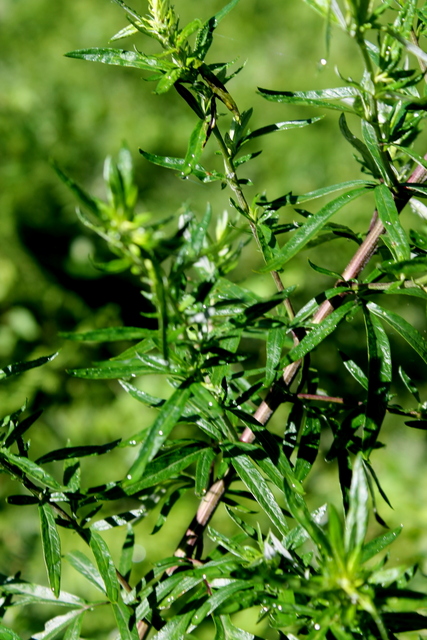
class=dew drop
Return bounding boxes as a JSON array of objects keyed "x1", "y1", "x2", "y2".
[
  {"x1": 278, "y1": 605, "x2": 282, "y2": 611},
  {"x1": 158, "y1": 430, "x2": 163, "y2": 436},
  {"x1": 314, "y1": 624, "x2": 321, "y2": 630},
  {"x1": 129, "y1": 440, "x2": 136, "y2": 446},
  {"x1": 320, "y1": 58, "x2": 327, "y2": 66},
  {"x1": 127, "y1": 474, "x2": 132, "y2": 480},
  {"x1": 208, "y1": 401, "x2": 213, "y2": 407}
]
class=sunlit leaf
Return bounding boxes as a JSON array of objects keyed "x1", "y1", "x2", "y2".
[
  {"x1": 124, "y1": 384, "x2": 192, "y2": 484},
  {"x1": 345, "y1": 454, "x2": 369, "y2": 558},
  {"x1": 0, "y1": 353, "x2": 58, "y2": 381},
  {"x1": 368, "y1": 302, "x2": 427, "y2": 364},
  {"x1": 65, "y1": 550, "x2": 106, "y2": 593},
  {"x1": 39, "y1": 504, "x2": 61, "y2": 598},
  {"x1": 32, "y1": 610, "x2": 85, "y2": 640},
  {"x1": 261, "y1": 188, "x2": 367, "y2": 271},
  {"x1": 89, "y1": 529, "x2": 120, "y2": 602},
  {"x1": 375, "y1": 184, "x2": 410, "y2": 262}
]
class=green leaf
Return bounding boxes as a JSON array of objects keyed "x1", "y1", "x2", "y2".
[
  {"x1": 195, "y1": 448, "x2": 216, "y2": 497},
  {"x1": 261, "y1": 188, "x2": 368, "y2": 271},
  {"x1": 1, "y1": 450, "x2": 63, "y2": 490},
  {"x1": 119, "y1": 525, "x2": 135, "y2": 581},
  {"x1": 0, "y1": 353, "x2": 58, "y2": 381},
  {"x1": 375, "y1": 184, "x2": 410, "y2": 262},
  {"x1": 283, "y1": 483, "x2": 331, "y2": 554},
  {"x1": 361, "y1": 527, "x2": 402, "y2": 563},
  {"x1": 183, "y1": 119, "x2": 208, "y2": 176},
  {"x1": 189, "y1": 580, "x2": 251, "y2": 631},
  {"x1": 368, "y1": 302, "x2": 427, "y2": 364},
  {"x1": 399, "y1": 366, "x2": 420, "y2": 403},
  {"x1": 140, "y1": 149, "x2": 223, "y2": 182},
  {"x1": 362, "y1": 307, "x2": 392, "y2": 455},
  {"x1": 151, "y1": 612, "x2": 194, "y2": 640},
  {"x1": 65, "y1": 48, "x2": 172, "y2": 72},
  {"x1": 294, "y1": 412, "x2": 321, "y2": 481},
  {"x1": 194, "y1": 0, "x2": 240, "y2": 59},
  {"x1": 361, "y1": 120, "x2": 392, "y2": 184},
  {"x1": 63, "y1": 614, "x2": 84, "y2": 640},
  {"x1": 65, "y1": 550, "x2": 105, "y2": 593},
  {"x1": 282, "y1": 300, "x2": 359, "y2": 368},
  {"x1": 112, "y1": 601, "x2": 140, "y2": 640},
  {"x1": 36, "y1": 440, "x2": 121, "y2": 464},
  {"x1": 344, "y1": 454, "x2": 369, "y2": 559},
  {"x1": 339, "y1": 351, "x2": 368, "y2": 390},
  {"x1": 264, "y1": 327, "x2": 286, "y2": 388},
  {"x1": 68, "y1": 354, "x2": 171, "y2": 379},
  {"x1": 258, "y1": 86, "x2": 359, "y2": 113},
  {"x1": 123, "y1": 384, "x2": 192, "y2": 484},
  {"x1": 32, "y1": 610, "x2": 85, "y2": 640},
  {"x1": 0, "y1": 626, "x2": 23, "y2": 640},
  {"x1": 240, "y1": 117, "x2": 322, "y2": 146},
  {"x1": 93, "y1": 507, "x2": 147, "y2": 530},
  {"x1": 60, "y1": 327, "x2": 153, "y2": 341},
  {"x1": 88, "y1": 529, "x2": 120, "y2": 602},
  {"x1": 1, "y1": 581, "x2": 86, "y2": 607},
  {"x1": 339, "y1": 113, "x2": 379, "y2": 176},
  {"x1": 119, "y1": 379, "x2": 165, "y2": 407},
  {"x1": 122, "y1": 444, "x2": 203, "y2": 495},
  {"x1": 379, "y1": 257, "x2": 427, "y2": 276},
  {"x1": 232, "y1": 455, "x2": 288, "y2": 535},
  {"x1": 39, "y1": 504, "x2": 61, "y2": 598},
  {"x1": 262, "y1": 180, "x2": 373, "y2": 210}
]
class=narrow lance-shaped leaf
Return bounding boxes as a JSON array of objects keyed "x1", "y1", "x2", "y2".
[
  {"x1": 261, "y1": 179, "x2": 373, "y2": 210},
  {"x1": 39, "y1": 504, "x2": 62, "y2": 598},
  {"x1": 240, "y1": 117, "x2": 323, "y2": 146},
  {"x1": 361, "y1": 527, "x2": 402, "y2": 564},
  {"x1": 88, "y1": 529, "x2": 120, "y2": 602},
  {"x1": 368, "y1": 302, "x2": 427, "y2": 364},
  {"x1": 195, "y1": 448, "x2": 216, "y2": 497},
  {"x1": 294, "y1": 412, "x2": 321, "y2": 482},
  {"x1": 1, "y1": 450, "x2": 63, "y2": 490},
  {"x1": 0, "y1": 353, "x2": 58, "y2": 381},
  {"x1": 264, "y1": 327, "x2": 286, "y2": 388},
  {"x1": 361, "y1": 120, "x2": 392, "y2": 184},
  {"x1": 183, "y1": 119, "x2": 209, "y2": 176},
  {"x1": 258, "y1": 86, "x2": 359, "y2": 113},
  {"x1": 123, "y1": 384, "x2": 192, "y2": 485},
  {"x1": 66, "y1": 550, "x2": 105, "y2": 592},
  {"x1": 282, "y1": 299, "x2": 359, "y2": 368},
  {"x1": 193, "y1": 0, "x2": 241, "y2": 60},
  {"x1": 32, "y1": 610, "x2": 86, "y2": 640},
  {"x1": 344, "y1": 454, "x2": 369, "y2": 563},
  {"x1": 232, "y1": 454, "x2": 288, "y2": 535},
  {"x1": 119, "y1": 525, "x2": 135, "y2": 581},
  {"x1": 63, "y1": 614, "x2": 84, "y2": 640},
  {"x1": 362, "y1": 307, "x2": 392, "y2": 455},
  {"x1": 60, "y1": 327, "x2": 153, "y2": 341},
  {"x1": 261, "y1": 187, "x2": 367, "y2": 272},
  {"x1": 0, "y1": 627, "x2": 22, "y2": 640},
  {"x1": 112, "y1": 601, "x2": 140, "y2": 640},
  {"x1": 65, "y1": 48, "x2": 172, "y2": 72},
  {"x1": 375, "y1": 183, "x2": 410, "y2": 262},
  {"x1": 139, "y1": 149, "x2": 223, "y2": 183},
  {"x1": 339, "y1": 113, "x2": 379, "y2": 176}
]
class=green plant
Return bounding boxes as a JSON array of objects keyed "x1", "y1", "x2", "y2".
[{"x1": 2, "y1": 0, "x2": 427, "y2": 638}]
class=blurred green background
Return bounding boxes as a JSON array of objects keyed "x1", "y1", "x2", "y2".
[{"x1": 1, "y1": 0, "x2": 427, "y2": 637}]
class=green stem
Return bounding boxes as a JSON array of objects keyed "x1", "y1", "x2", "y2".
[{"x1": 212, "y1": 125, "x2": 296, "y2": 321}]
